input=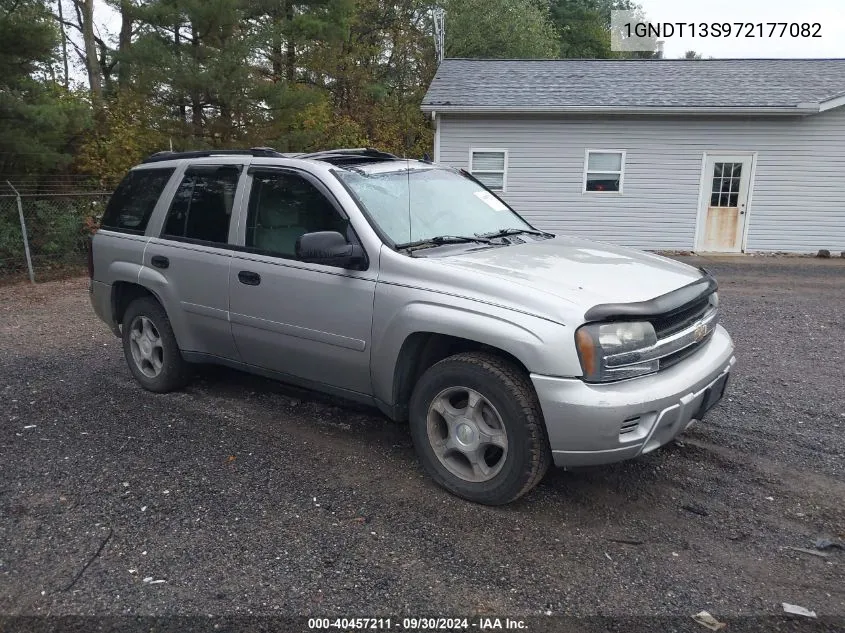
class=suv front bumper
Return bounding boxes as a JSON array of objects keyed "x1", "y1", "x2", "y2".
[{"x1": 531, "y1": 325, "x2": 735, "y2": 468}]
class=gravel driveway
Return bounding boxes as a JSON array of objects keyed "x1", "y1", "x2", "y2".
[{"x1": 1, "y1": 257, "x2": 844, "y2": 626}]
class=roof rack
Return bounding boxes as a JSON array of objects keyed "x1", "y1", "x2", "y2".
[
  {"x1": 297, "y1": 148, "x2": 400, "y2": 164},
  {"x1": 141, "y1": 147, "x2": 284, "y2": 164}
]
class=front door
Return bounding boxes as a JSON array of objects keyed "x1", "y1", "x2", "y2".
[
  {"x1": 228, "y1": 168, "x2": 376, "y2": 396},
  {"x1": 696, "y1": 155, "x2": 753, "y2": 252}
]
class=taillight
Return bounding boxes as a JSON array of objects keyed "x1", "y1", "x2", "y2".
[{"x1": 87, "y1": 236, "x2": 95, "y2": 279}]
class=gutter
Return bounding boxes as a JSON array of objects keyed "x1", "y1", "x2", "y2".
[{"x1": 419, "y1": 104, "x2": 822, "y2": 116}]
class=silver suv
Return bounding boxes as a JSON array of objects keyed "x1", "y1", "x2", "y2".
[{"x1": 90, "y1": 147, "x2": 735, "y2": 505}]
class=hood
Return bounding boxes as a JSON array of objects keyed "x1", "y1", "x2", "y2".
[{"x1": 431, "y1": 235, "x2": 704, "y2": 313}]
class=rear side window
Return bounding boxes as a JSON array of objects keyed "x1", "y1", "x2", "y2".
[
  {"x1": 162, "y1": 165, "x2": 241, "y2": 244},
  {"x1": 100, "y1": 168, "x2": 175, "y2": 233}
]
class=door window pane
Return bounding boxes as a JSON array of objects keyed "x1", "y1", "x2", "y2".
[
  {"x1": 711, "y1": 163, "x2": 743, "y2": 207},
  {"x1": 245, "y1": 172, "x2": 348, "y2": 260},
  {"x1": 162, "y1": 166, "x2": 240, "y2": 244},
  {"x1": 101, "y1": 168, "x2": 174, "y2": 233}
]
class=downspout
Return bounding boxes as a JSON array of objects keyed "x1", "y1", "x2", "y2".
[{"x1": 432, "y1": 110, "x2": 440, "y2": 163}]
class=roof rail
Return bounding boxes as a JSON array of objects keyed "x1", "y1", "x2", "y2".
[
  {"x1": 140, "y1": 147, "x2": 284, "y2": 164},
  {"x1": 297, "y1": 148, "x2": 399, "y2": 162}
]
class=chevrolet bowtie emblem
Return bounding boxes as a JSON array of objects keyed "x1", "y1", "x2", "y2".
[{"x1": 694, "y1": 323, "x2": 709, "y2": 342}]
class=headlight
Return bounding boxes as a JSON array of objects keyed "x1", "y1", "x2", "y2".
[{"x1": 575, "y1": 321, "x2": 659, "y2": 383}]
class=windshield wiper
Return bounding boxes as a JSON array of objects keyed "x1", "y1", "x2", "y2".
[
  {"x1": 476, "y1": 228, "x2": 554, "y2": 239},
  {"x1": 395, "y1": 235, "x2": 492, "y2": 250}
]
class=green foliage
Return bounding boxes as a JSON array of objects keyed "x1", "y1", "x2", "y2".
[
  {"x1": 0, "y1": 199, "x2": 24, "y2": 273},
  {"x1": 549, "y1": 0, "x2": 654, "y2": 59},
  {"x1": 0, "y1": 0, "x2": 91, "y2": 174},
  {"x1": 0, "y1": 196, "x2": 103, "y2": 275},
  {"x1": 74, "y1": 93, "x2": 170, "y2": 188},
  {"x1": 443, "y1": 0, "x2": 558, "y2": 58},
  {"x1": 550, "y1": 0, "x2": 614, "y2": 58}
]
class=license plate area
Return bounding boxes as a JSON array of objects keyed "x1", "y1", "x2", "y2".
[{"x1": 696, "y1": 372, "x2": 729, "y2": 420}]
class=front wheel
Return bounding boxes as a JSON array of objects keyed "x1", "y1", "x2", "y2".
[
  {"x1": 121, "y1": 297, "x2": 191, "y2": 393},
  {"x1": 408, "y1": 352, "x2": 552, "y2": 505}
]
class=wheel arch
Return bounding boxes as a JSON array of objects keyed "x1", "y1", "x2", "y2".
[
  {"x1": 111, "y1": 281, "x2": 162, "y2": 328},
  {"x1": 389, "y1": 332, "x2": 532, "y2": 422}
]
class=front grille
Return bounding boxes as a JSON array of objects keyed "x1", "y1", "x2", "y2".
[
  {"x1": 650, "y1": 294, "x2": 712, "y2": 338},
  {"x1": 659, "y1": 338, "x2": 709, "y2": 370},
  {"x1": 650, "y1": 291, "x2": 717, "y2": 371}
]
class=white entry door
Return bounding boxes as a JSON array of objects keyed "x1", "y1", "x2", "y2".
[{"x1": 696, "y1": 155, "x2": 753, "y2": 252}]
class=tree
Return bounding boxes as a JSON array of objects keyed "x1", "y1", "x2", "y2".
[
  {"x1": 549, "y1": 0, "x2": 656, "y2": 59},
  {"x1": 0, "y1": 0, "x2": 89, "y2": 175},
  {"x1": 112, "y1": 0, "x2": 136, "y2": 91},
  {"x1": 299, "y1": 0, "x2": 435, "y2": 155},
  {"x1": 684, "y1": 50, "x2": 703, "y2": 59},
  {"x1": 443, "y1": 0, "x2": 558, "y2": 59},
  {"x1": 72, "y1": 0, "x2": 103, "y2": 108},
  {"x1": 550, "y1": 0, "x2": 614, "y2": 58}
]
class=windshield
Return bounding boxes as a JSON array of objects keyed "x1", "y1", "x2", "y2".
[{"x1": 334, "y1": 166, "x2": 533, "y2": 246}]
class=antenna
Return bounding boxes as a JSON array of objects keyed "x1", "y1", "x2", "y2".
[{"x1": 432, "y1": 7, "x2": 445, "y2": 63}]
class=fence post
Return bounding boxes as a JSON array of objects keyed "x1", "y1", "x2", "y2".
[{"x1": 6, "y1": 181, "x2": 35, "y2": 284}]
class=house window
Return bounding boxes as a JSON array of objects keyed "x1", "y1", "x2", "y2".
[
  {"x1": 584, "y1": 150, "x2": 625, "y2": 193},
  {"x1": 469, "y1": 149, "x2": 507, "y2": 191}
]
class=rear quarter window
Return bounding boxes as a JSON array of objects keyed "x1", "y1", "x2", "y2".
[{"x1": 101, "y1": 168, "x2": 175, "y2": 233}]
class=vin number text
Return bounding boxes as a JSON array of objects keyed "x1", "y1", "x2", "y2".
[{"x1": 624, "y1": 22, "x2": 822, "y2": 38}]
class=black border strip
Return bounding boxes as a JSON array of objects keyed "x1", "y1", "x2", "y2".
[{"x1": 584, "y1": 274, "x2": 718, "y2": 321}]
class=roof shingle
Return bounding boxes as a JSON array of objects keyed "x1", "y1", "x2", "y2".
[{"x1": 421, "y1": 59, "x2": 845, "y2": 112}]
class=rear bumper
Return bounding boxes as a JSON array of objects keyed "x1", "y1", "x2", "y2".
[{"x1": 531, "y1": 325, "x2": 735, "y2": 468}]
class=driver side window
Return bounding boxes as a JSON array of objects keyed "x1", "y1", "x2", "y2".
[{"x1": 245, "y1": 172, "x2": 348, "y2": 259}]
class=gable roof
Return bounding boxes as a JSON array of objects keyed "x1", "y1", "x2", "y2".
[{"x1": 421, "y1": 59, "x2": 845, "y2": 116}]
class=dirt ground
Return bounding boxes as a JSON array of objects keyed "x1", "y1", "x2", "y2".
[{"x1": 1, "y1": 257, "x2": 843, "y2": 628}]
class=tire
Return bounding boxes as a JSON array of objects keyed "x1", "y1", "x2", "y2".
[
  {"x1": 408, "y1": 351, "x2": 552, "y2": 505},
  {"x1": 121, "y1": 296, "x2": 191, "y2": 393}
]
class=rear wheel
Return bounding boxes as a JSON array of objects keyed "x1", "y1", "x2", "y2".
[
  {"x1": 122, "y1": 297, "x2": 191, "y2": 393},
  {"x1": 409, "y1": 351, "x2": 551, "y2": 505}
]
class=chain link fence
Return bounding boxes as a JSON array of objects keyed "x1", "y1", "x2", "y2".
[{"x1": 0, "y1": 191, "x2": 111, "y2": 284}]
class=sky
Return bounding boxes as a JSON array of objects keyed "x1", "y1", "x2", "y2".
[{"x1": 636, "y1": 0, "x2": 844, "y2": 58}]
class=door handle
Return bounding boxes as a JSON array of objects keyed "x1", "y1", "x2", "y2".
[
  {"x1": 238, "y1": 270, "x2": 261, "y2": 286},
  {"x1": 151, "y1": 255, "x2": 169, "y2": 269}
]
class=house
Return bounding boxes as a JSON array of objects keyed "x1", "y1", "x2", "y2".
[{"x1": 421, "y1": 58, "x2": 845, "y2": 253}]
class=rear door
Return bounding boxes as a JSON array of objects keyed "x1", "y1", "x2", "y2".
[
  {"x1": 141, "y1": 164, "x2": 245, "y2": 360},
  {"x1": 228, "y1": 167, "x2": 376, "y2": 395}
]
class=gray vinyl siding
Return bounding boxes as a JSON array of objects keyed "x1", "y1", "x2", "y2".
[{"x1": 437, "y1": 108, "x2": 845, "y2": 252}]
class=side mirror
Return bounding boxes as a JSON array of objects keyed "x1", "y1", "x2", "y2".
[{"x1": 295, "y1": 231, "x2": 366, "y2": 269}]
